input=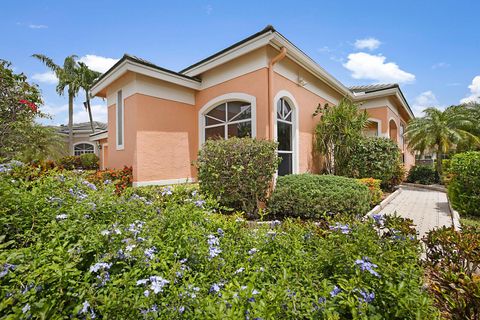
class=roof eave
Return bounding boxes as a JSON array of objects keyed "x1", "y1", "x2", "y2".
[
  {"x1": 353, "y1": 87, "x2": 415, "y2": 119},
  {"x1": 90, "y1": 57, "x2": 202, "y2": 98}
]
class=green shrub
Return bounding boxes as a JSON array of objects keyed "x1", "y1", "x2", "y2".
[
  {"x1": 0, "y1": 171, "x2": 438, "y2": 319},
  {"x1": 406, "y1": 165, "x2": 439, "y2": 185},
  {"x1": 357, "y1": 178, "x2": 383, "y2": 206},
  {"x1": 57, "y1": 155, "x2": 82, "y2": 170},
  {"x1": 268, "y1": 174, "x2": 371, "y2": 219},
  {"x1": 424, "y1": 226, "x2": 480, "y2": 319},
  {"x1": 79, "y1": 153, "x2": 99, "y2": 170},
  {"x1": 197, "y1": 137, "x2": 279, "y2": 216},
  {"x1": 343, "y1": 137, "x2": 403, "y2": 190},
  {"x1": 448, "y1": 151, "x2": 480, "y2": 216}
]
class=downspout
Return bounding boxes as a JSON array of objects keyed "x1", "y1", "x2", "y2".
[{"x1": 268, "y1": 47, "x2": 287, "y2": 139}]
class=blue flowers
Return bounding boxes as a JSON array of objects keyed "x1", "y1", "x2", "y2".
[
  {"x1": 56, "y1": 214, "x2": 68, "y2": 220},
  {"x1": 137, "y1": 276, "x2": 170, "y2": 295},
  {"x1": 0, "y1": 263, "x2": 16, "y2": 278},
  {"x1": 144, "y1": 247, "x2": 156, "y2": 260},
  {"x1": 194, "y1": 199, "x2": 206, "y2": 207},
  {"x1": 234, "y1": 267, "x2": 245, "y2": 275},
  {"x1": 354, "y1": 257, "x2": 380, "y2": 277},
  {"x1": 330, "y1": 285, "x2": 341, "y2": 297},
  {"x1": 69, "y1": 187, "x2": 87, "y2": 200},
  {"x1": 209, "y1": 282, "x2": 224, "y2": 296},
  {"x1": 248, "y1": 248, "x2": 258, "y2": 255},
  {"x1": 359, "y1": 290, "x2": 375, "y2": 303},
  {"x1": 82, "y1": 180, "x2": 97, "y2": 191},
  {"x1": 161, "y1": 186, "x2": 173, "y2": 196},
  {"x1": 22, "y1": 303, "x2": 30, "y2": 314},
  {"x1": 329, "y1": 223, "x2": 351, "y2": 234},
  {"x1": 207, "y1": 234, "x2": 222, "y2": 259},
  {"x1": 89, "y1": 262, "x2": 112, "y2": 273}
]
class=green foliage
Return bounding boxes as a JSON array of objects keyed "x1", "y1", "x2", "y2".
[
  {"x1": 14, "y1": 125, "x2": 67, "y2": 163},
  {"x1": 405, "y1": 106, "x2": 480, "y2": 175},
  {"x1": 447, "y1": 151, "x2": 480, "y2": 216},
  {"x1": 0, "y1": 60, "x2": 46, "y2": 160},
  {"x1": 357, "y1": 178, "x2": 383, "y2": 206},
  {"x1": 343, "y1": 137, "x2": 404, "y2": 189},
  {"x1": 424, "y1": 226, "x2": 480, "y2": 319},
  {"x1": 57, "y1": 155, "x2": 82, "y2": 170},
  {"x1": 315, "y1": 99, "x2": 369, "y2": 174},
  {"x1": 268, "y1": 174, "x2": 371, "y2": 219},
  {"x1": 406, "y1": 165, "x2": 439, "y2": 185},
  {"x1": 197, "y1": 137, "x2": 279, "y2": 216},
  {"x1": 0, "y1": 170, "x2": 437, "y2": 319},
  {"x1": 79, "y1": 153, "x2": 99, "y2": 170}
]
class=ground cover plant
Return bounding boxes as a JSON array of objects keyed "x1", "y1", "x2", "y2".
[{"x1": 0, "y1": 164, "x2": 438, "y2": 319}]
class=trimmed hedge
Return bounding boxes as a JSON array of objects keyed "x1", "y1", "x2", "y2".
[
  {"x1": 448, "y1": 151, "x2": 480, "y2": 216},
  {"x1": 406, "y1": 165, "x2": 439, "y2": 185},
  {"x1": 268, "y1": 174, "x2": 371, "y2": 219},
  {"x1": 197, "y1": 137, "x2": 279, "y2": 215}
]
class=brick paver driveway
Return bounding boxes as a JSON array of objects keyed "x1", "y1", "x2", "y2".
[{"x1": 380, "y1": 185, "x2": 455, "y2": 237}]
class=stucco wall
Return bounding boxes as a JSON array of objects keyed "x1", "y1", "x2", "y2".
[{"x1": 134, "y1": 93, "x2": 197, "y2": 183}]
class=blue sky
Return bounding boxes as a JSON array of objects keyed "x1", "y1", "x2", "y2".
[{"x1": 1, "y1": 0, "x2": 479, "y2": 125}]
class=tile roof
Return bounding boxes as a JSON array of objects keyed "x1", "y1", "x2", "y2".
[
  {"x1": 58, "y1": 121, "x2": 107, "y2": 134},
  {"x1": 349, "y1": 83, "x2": 399, "y2": 93}
]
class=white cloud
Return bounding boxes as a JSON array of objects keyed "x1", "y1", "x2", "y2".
[
  {"x1": 431, "y1": 62, "x2": 450, "y2": 69},
  {"x1": 343, "y1": 52, "x2": 415, "y2": 83},
  {"x1": 460, "y1": 76, "x2": 480, "y2": 104},
  {"x1": 205, "y1": 4, "x2": 213, "y2": 14},
  {"x1": 413, "y1": 91, "x2": 438, "y2": 115},
  {"x1": 78, "y1": 55, "x2": 119, "y2": 73},
  {"x1": 354, "y1": 38, "x2": 381, "y2": 51},
  {"x1": 29, "y1": 24, "x2": 48, "y2": 29},
  {"x1": 71, "y1": 103, "x2": 108, "y2": 124},
  {"x1": 31, "y1": 71, "x2": 58, "y2": 84}
]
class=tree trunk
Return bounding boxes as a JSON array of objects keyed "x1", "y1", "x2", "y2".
[
  {"x1": 68, "y1": 91, "x2": 74, "y2": 155},
  {"x1": 86, "y1": 90, "x2": 95, "y2": 133},
  {"x1": 436, "y1": 148, "x2": 442, "y2": 177}
]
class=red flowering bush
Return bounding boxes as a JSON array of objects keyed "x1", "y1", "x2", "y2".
[{"x1": 87, "y1": 166, "x2": 133, "y2": 194}]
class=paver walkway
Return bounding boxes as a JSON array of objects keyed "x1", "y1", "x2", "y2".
[{"x1": 380, "y1": 185, "x2": 454, "y2": 237}]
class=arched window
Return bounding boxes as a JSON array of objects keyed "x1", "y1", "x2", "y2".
[
  {"x1": 276, "y1": 98, "x2": 294, "y2": 176},
  {"x1": 74, "y1": 143, "x2": 95, "y2": 156},
  {"x1": 204, "y1": 101, "x2": 252, "y2": 140}
]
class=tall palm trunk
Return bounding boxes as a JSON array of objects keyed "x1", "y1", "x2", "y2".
[
  {"x1": 86, "y1": 90, "x2": 95, "y2": 133},
  {"x1": 68, "y1": 90, "x2": 74, "y2": 154},
  {"x1": 436, "y1": 147, "x2": 443, "y2": 177}
]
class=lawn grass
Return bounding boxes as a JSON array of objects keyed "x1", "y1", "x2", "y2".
[{"x1": 460, "y1": 215, "x2": 480, "y2": 228}]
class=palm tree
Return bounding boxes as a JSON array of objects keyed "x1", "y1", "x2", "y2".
[
  {"x1": 405, "y1": 106, "x2": 480, "y2": 175},
  {"x1": 77, "y1": 62, "x2": 101, "y2": 133},
  {"x1": 32, "y1": 54, "x2": 81, "y2": 153}
]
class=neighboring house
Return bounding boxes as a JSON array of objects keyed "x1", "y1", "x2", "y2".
[
  {"x1": 57, "y1": 121, "x2": 107, "y2": 156},
  {"x1": 89, "y1": 25, "x2": 415, "y2": 186}
]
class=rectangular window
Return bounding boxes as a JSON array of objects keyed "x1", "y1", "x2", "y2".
[{"x1": 116, "y1": 90, "x2": 124, "y2": 149}]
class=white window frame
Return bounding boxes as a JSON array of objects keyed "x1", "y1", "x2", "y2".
[
  {"x1": 73, "y1": 142, "x2": 96, "y2": 156},
  {"x1": 198, "y1": 93, "x2": 257, "y2": 145},
  {"x1": 273, "y1": 90, "x2": 299, "y2": 175},
  {"x1": 366, "y1": 118, "x2": 382, "y2": 137},
  {"x1": 116, "y1": 90, "x2": 124, "y2": 150}
]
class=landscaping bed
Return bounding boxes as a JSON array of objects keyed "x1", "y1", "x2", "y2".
[{"x1": 0, "y1": 167, "x2": 437, "y2": 319}]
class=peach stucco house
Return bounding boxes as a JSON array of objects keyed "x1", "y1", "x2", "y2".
[{"x1": 89, "y1": 26, "x2": 415, "y2": 187}]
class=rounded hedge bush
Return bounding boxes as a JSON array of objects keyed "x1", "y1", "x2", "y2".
[
  {"x1": 197, "y1": 137, "x2": 279, "y2": 216},
  {"x1": 268, "y1": 174, "x2": 371, "y2": 219},
  {"x1": 448, "y1": 151, "x2": 480, "y2": 216},
  {"x1": 406, "y1": 165, "x2": 439, "y2": 185}
]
